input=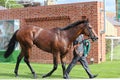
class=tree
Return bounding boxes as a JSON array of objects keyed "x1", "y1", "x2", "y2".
[
  {"x1": 0, "y1": 0, "x2": 23, "y2": 9},
  {"x1": 0, "y1": 0, "x2": 5, "y2": 7}
]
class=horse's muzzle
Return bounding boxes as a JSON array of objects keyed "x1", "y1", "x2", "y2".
[{"x1": 92, "y1": 36, "x2": 98, "y2": 42}]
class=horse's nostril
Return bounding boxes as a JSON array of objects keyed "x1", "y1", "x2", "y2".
[
  {"x1": 92, "y1": 37, "x2": 98, "y2": 42},
  {"x1": 96, "y1": 37, "x2": 98, "y2": 40}
]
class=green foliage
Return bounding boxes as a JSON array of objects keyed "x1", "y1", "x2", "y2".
[
  {"x1": 106, "y1": 39, "x2": 120, "y2": 53},
  {"x1": 106, "y1": 45, "x2": 120, "y2": 61},
  {"x1": 106, "y1": 39, "x2": 111, "y2": 53},
  {"x1": 0, "y1": 0, "x2": 23, "y2": 8},
  {"x1": 106, "y1": 39, "x2": 120, "y2": 61},
  {"x1": 113, "y1": 39, "x2": 119, "y2": 47},
  {"x1": 0, "y1": 0, "x2": 5, "y2": 7}
]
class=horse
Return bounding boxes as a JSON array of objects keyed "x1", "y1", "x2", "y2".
[{"x1": 4, "y1": 19, "x2": 98, "y2": 78}]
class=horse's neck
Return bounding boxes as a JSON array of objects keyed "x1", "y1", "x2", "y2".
[
  {"x1": 51, "y1": 27, "x2": 61, "y2": 34},
  {"x1": 66, "y1": 25, "x2": 83, "y2": 42}
]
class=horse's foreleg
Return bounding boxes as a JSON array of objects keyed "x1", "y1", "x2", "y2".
[
  {"x1": 42, "y1": 53, "x2": 58, "y2": 78},
  {"x1": 14, "y1": 53, "x2": 23, "y2": 77},
  {"x1": 60, "y1": 55, "x2": 66, "y2": 77}
]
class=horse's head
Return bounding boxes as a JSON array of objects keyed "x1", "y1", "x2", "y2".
[{"x1": 82, "y1": 20, "x2": 98, "y2": 42}]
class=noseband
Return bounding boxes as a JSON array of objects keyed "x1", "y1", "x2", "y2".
[{"x1": 83, "y1": 22, "x2": 96, "y2": 41}]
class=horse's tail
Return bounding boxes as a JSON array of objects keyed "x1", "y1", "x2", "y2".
[{"x1": 4, "y1": 30, "x2": 19, "y2": 58}]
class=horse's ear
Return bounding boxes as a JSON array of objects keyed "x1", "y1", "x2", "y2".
[
  {"x1": 87, "y1": 18, "x2": 89, "y2": 22},
  {"x1": 82, "y1": 16, "x2": 86, "y2": 20}
]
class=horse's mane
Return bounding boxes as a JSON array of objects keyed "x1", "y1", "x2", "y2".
[{"x1": 61, "y1": 20, "x2": 88, "y2": 30}]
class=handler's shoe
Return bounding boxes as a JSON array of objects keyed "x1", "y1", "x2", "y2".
[
  {"x1": 63, "y1": 73, "x2": 69, "y2": 79},
  {"x1": 89, "y1": 74, "x2": 98, "y2": 79}
]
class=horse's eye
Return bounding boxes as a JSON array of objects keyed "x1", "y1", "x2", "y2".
[{"x1": 89, "y1": 27, "x2": 92, "y2": 29}]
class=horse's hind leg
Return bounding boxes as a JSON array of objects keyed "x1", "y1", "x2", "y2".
[
  {"x1": 60, "y1": 54, "x2": 66, "y2": 77},
  {"x1": 14, "y1": 52, "x2": 24, "y2": 77},
  {"x1": 24, "y1": 48, "x2": 36, "y2": 78},
  {"x1": 42, "y1": 53, "x2": 58, "y2": 78}
]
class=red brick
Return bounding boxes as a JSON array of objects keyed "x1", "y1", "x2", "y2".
[{"x1": 0, "y1": 1, "x2": 105, "y2": 64}]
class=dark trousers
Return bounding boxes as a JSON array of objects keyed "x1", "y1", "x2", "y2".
[{"x1": 64, "y1": 53, "x2": 93, "y2": 78}]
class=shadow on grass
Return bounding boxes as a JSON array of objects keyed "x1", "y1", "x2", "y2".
[
  {"x1": 36, "y1": 73, "x2": 63, "y2": 79},
  {"x1": 0, "y1": 72, "x2": 34, "y2": 79},
  {"x1": 0, "y1": 72, "x2": 90, "y2": 79},
  {"x1": 37, "y1": 73, "x2": 88, "y2": 79},
  {"x1": 0, "y1": 72, "x2": 14, "y2": 78}
]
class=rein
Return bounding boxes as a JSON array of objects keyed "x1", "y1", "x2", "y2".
[{"x1": 77, "y1": 38, "x2": 91, "y2": 45}]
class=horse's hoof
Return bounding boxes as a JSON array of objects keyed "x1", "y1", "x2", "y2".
[
  {"x1": 42, "y1": 74, "x2": 47, "y2": 78},
  {"x1": 42, "y1": 74, "x2": 50, "y2": 78},
  {"x1": 33, "y1": 74, "x2": 37, "y2": 79},
  {"x1": 14, "y1": 71, "x2": 18, "y2": 77},
  {"x1": 89, "y1": 74, "x2": 98, "y2": 79},
  {"x1": 63, "y1": 76, "x2": 69, "y2": 79},
  {"x1": 15, "y1": 74, "x2": 18, "y2": 77},
  {"x1": 63, "y1": 74, "x2": 69, "y2": 79}
]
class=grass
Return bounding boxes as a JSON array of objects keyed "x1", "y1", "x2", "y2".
[
  {"x1": 0, "y1": 60, "x2": 120, "y2": 79},
  {"x1": 0, "y1": 45, "x2": 120, "y2": 79}
]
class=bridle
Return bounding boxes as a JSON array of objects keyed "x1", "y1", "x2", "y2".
[{"x1": 83, "y1": 22, "x2": 97, "y2": 41}]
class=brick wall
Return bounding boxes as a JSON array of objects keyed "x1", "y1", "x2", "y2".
[{"x1": 0, "y1": 1, "x2": 105, "y2": 64}]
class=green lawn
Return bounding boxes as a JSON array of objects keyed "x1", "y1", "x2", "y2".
[
  {"x1": 0, "y1": 45, "x2": 120, "y2": 79},
  {"x1": 0, "y1": 60, "x2": 120, "y2": 79}
]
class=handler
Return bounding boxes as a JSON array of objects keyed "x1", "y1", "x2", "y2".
[{"x1": 64, "y1": 34, "x2": 98, "y2": 79}]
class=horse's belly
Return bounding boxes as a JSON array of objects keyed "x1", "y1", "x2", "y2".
[{"x1": 35, "y1": 43, "x2": 52, "y2": 53}]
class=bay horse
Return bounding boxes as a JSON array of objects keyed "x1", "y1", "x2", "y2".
[{"x1": 4, "y1": 19, "x2": 98, "y2": 78}]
